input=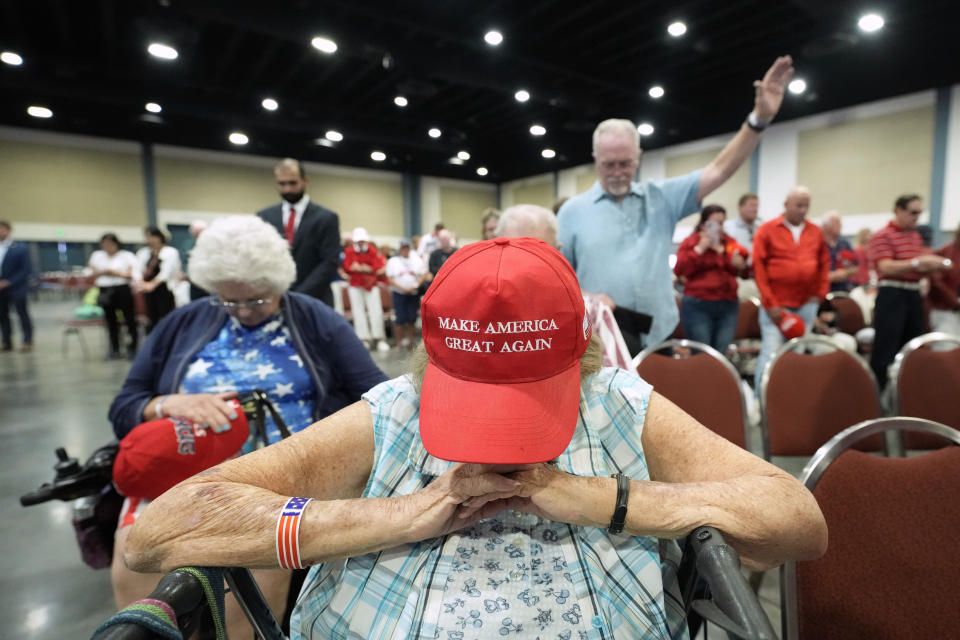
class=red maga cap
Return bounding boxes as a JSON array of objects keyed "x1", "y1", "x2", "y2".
[
  {"x1": 112, "y1": 400, "x2": 249, "y2": 499},
  {"x1": 420, "y1": 237, "x2": 590, "y2": 464},
  {"x1": 778, "y1": 312, "x2": 807, "y2": 340}
]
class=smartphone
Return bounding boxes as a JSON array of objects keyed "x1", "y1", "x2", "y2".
[{"x1": 705, "y1": 220, "x2": 721, "y2": 244}]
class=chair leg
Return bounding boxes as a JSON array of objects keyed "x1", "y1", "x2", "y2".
[{"x1": 77, "y1": 327, "x2": 89, "y2": 359}]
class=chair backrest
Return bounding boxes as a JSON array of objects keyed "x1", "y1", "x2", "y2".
[
  {"x1": 890, "y1": 332, "x2": 960, "y2": 449},
  {"x1": 759, "y1": 336, "x2": 882, "y2": 459},
  {"x1": 734, "y1": 297, "x2": 761, "y2": 340},
  {"x1": 636, "y1": 339, "x2": 748, "y2": 448},
  {"x1": 781, "y1": 417, "x2": 960, "y2": 640},
  {"x1": 825, "y1": 292, "x2": 866, "y2": 335}
]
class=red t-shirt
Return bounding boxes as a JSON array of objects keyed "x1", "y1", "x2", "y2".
[
  {"x1": 752, "y1": 216, "x2": 830, "y2": 309},
  {"x1": 343, "y1": 245, "x2": 386, "y2": 290},
  {"x1": 867, "y1": 221, "x2": 927, "y2": 283},
  {"x1": 674, "y1": 232, "x2": 747, "y2": 301}
]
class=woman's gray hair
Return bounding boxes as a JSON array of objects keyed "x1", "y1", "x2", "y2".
[{"x1": 188, "y1": 215, "x2": 296, "y2": 295}]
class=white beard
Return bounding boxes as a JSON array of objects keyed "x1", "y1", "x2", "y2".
[{"x1": 605, "y1": 178, "x2": 631, "y2": 198}]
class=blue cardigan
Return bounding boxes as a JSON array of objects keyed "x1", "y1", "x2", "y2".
[{"x1": 108, "y1": 292, "x2": 388, "y2": 439}]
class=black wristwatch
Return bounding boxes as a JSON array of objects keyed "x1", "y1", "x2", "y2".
[
  {"x1": 745, "y1": 111, "x2": 768, "y2": 132},
  {"x1": 608, "y1": 473, "x2": 630, "y2": 534}
]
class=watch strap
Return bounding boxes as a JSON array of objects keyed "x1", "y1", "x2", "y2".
[{"x1": 608, "y1": 473, "x2": 630, "y2": 534}]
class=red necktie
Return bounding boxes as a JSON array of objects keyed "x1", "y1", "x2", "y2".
[{"x1": 285, "y1": 206, "x2": 296, "y2": 246}]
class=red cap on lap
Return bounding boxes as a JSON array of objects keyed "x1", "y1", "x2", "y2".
[{"x1": 112, "y1": 401, "x2": 248, "y2": 499}]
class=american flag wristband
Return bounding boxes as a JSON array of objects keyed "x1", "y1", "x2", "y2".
[{"x1": 276, "y1": 497, "x2": 312, "y2": 569}]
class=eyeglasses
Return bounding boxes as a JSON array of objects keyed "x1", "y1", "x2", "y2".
[
  {"x1": 597, "y1": 159, "x2": 638, "y2": 172},
  {"x1": 209, "y1": 297, "x2": 274, "y2": 310}
]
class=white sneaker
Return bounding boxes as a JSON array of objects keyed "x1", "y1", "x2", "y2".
[{"x1": 376, "y1": 340, "x2": 391, "y2": 352}]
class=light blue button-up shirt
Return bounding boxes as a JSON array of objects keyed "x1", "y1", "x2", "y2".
[{"x1": 558, "y1": 172, "x2": 702, "y2": 346}]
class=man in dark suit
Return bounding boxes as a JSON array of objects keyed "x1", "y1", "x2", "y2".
[
  {"x1": 256, "y1": 159, "x2": 341, "y2": 307},
  {"x1": 0, "y1": 220, "x2": 34, "y2": 352}
]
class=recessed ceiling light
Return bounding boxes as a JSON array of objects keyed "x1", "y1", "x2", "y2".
[
  {"x1": 667, "y1": 21, "x2": 687, "y2": 37},
  {"x1": 261, "y1": 97, "x2": 279, "y2": 111},
  {"x1": 457, "y1": 151, "x2": 471, "y2": 161},
  {"x1": 529, "y1": 124, "x2": 546, "y2": 136},
  {"x1": 27, "y1": 106, "x2": 52, "y2": 119},
  {"x1": 1, "y1": 51, "x2": 23, "y2": 66},
  {"x1": 476, "y1": 167, "x2": 488, "y2": 176},
  {"x1": 228, "y1": 132, "x2": 249, "y2": 145},
  {"x1": 394, "y1": 96, "x2": 408, "y2": 107},
  {"x1": 428, "y1": 127, "x2": 442, "y2": 138},
  {"x1": 541, "y1": 148, "x2": 556, "y2": 159},
  {"x1": 637, "y1": 123, "x2": 655, "y2": 136},
  {"x1": 858, "y1": 13, "x2": 884, "y2": 32},
  {"x1": 145, "y1": 102, "x2": 162, "y2": 113},
  {"x1": 147, "y1": 42, "x2": 178, "y2": 60},
  {"x1": 788, "y1": 78, "x2": 807, "y2": 94},
  {"x1": 324, "y1": 130, "x2": 343, "y2": 142},
  {"x1": 370, "y1": 151, "x2": 386, "y2": 162},
  {"x1": 315, "y1": 138, "x2": 335, "y2": 147},
  {"x1": 448, "y1": 157, "x2": 465, "y2": 165},
  {"x1": 484, "y1": 30, "x2": 503, "y2": 46},
  {"x1": 514, "y1": 89, "x2": 530, "y2": 102},
  {"x1": 648, "y1": 86, "x2": 665, "y2": 99},
  {"x1": 311, "y1": 36, "x2": 338, "y2": 54}
]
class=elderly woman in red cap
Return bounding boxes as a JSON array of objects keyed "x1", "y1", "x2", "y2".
[{"x1": 125, "y1": 237, "x2": 826, "y2": 640}]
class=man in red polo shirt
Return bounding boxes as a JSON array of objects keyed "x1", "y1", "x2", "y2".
[
  {"x1": 752, "y1": 186, "x2": 829, "y2": 390},
  {"x1": 868, "y1": 195, "x2": 952, "y2": 388}
]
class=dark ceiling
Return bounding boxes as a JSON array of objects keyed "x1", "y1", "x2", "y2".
[{"x1": 2, "y1": 0, "x2": 959, "y2": 182}]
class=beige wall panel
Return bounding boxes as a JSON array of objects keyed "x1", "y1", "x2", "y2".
[
  {"x1": 797, "y1": 106, "x2": 934, "y2": 215},
  {"x1": 155, "y1": 157, "x2": 276, "y2": 213},
  {"x1": 0, "y1": 140, "x2": 145, "y2": 226},
  {"x1": 666, "y1": 148, "x2": 750, "y2": 231},
  {"x1": 576, "y1": 170, "x2": 597, "y2": 194},
  {"x1": 438, "y1": 186, "x2": 498, "y2": 242},
  {"x1": 309, "y1": 174, "x2": 404, "y2": 236},
  {"x1": 666, "y1": 148, "x2": 750, "y2": 212},
  {"x1": 155, "y1": 157, "x2": 404, "y2": 235},
  {"x1": 512, "y1": 180, "x2": 555, "y2": 209}
]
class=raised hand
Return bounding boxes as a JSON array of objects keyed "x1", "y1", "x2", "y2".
[{"x1": 753, "y1": 55, "x2": 794, "y2": 122}]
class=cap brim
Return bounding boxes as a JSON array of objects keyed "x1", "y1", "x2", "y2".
[{"x1": 420, "y1": 360, "x2": 581, "y2": 464}]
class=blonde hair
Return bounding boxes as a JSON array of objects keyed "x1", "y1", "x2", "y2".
[{"x1": 408, "y1": 333, "x2": 604, "y2": 393}]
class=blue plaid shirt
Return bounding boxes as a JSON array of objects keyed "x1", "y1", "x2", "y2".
[
  {"x1": 291, "y1": 368, "x2": 688, "y2": 639},
  {"x1": 558, "y1": 173, "x2": 702, "y2": 347}
]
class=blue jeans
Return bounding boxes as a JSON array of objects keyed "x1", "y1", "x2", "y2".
[
  {"x1": 680, "y1": 296, "x2": 738, "y2": 354},
  {"x1": 754, "y1": 301, "x2": 819, "y2": 392}
]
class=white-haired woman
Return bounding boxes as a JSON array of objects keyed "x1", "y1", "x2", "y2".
[{"x1": 107, "y1": 215, "x2": 388, "y2": 636}]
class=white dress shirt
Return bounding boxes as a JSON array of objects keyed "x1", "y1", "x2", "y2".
[
  {"x1": 136, "y1": 245, "x2": 182, "y2": 285},
  {"x1": 88, "y1": 250, "x2": 140, "y2": 287},
  {"x1": 281, "y1": 194, "x2": 311, "y2": 235}
]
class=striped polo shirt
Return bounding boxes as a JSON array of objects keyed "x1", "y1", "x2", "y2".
[{"x1": 868, "y1": 221, "x2": 927, "y2": 283}]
